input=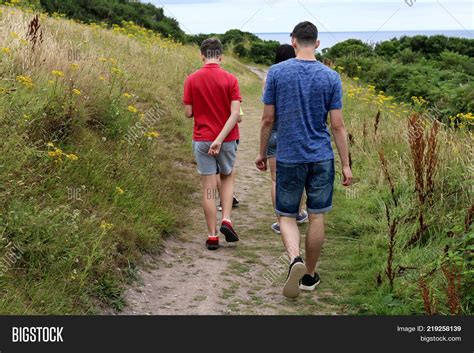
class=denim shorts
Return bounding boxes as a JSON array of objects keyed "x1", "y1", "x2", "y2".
[
  {"x1": 192, "y1": 140, "x2": 237, "y2": 176},
  {"x1": 276, "y1": 159, "x2": 335, "y2": 217},
  {"x1": 266, "y1": 130, "x2": 277, "y2": 158}
]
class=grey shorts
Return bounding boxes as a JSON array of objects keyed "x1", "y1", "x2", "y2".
[{"x1": 192, "y1": 140, "x2": 238, "y2": 176}]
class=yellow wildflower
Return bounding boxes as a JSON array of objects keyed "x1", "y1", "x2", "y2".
[
  {"x1": 66, "y1": 154, "x2": 78, "y2": 161},
  {"x1": 1, "y1": 47, "x2": 10, "y2": 54},
  {"x1": 72, "y1": 89, "x2": 81, "y2": 96},
  {"x1": 128, "y1": 105, "x2": 138, "y2": 114},
  {"x1": 144, "y1": 131, "x2": 160, "y2": 138},
  {"x1": 123, "y1": 92, "x2": 132, "y2": 99},
  {"x1": 115, "y1": 186, "x2": 125, "y2": 195},
  {"x1": 51, "y1": 70, "x2": 65, "y2": 77},
  {"x1": 16, "y1": 75, "x2": 34, "y2": 88},
  {"x1": 100, "y1": 221, "x2": 114, "y2": 230},
  {"x1": 411, "y1": 96, "x2": 427, "y2": 106},
  {"x1": 111, "y1": 67, "x2": 124, "y2": 76},
  {"x1": 48, "y1": 148, "x2": 63, "y2": 158}
]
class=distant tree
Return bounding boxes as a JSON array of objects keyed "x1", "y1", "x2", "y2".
[
  {"x1": 396, "y1": 48, "x2": 422, "y2": 64},
  {"x1": 249, "y1": 41, "x2": 280, "y2": 65},
  {"x1": 221, "y1": 29, "x2": 261, "y2": 45},
  {"x1": 375, "y1": 39, "x2": 401, "y2": 57},
  {"x1": 438, "y1": 50, "x2": 472, "y2": 70},
  {"x1": 233, "y1": 43, "x2": 249, "y2": 58},
  {"x1": 325, "y1": 39, "x2": 373, "y2": 60}
]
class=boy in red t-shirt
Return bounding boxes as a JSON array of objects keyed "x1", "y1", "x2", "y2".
[{"x1": 183, "y1": 38, "x2": 241, "y2": 250}]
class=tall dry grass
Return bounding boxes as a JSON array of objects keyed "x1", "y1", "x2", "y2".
[{"x1": 338, "y1": 74, "x2": 473, "y2": 314}]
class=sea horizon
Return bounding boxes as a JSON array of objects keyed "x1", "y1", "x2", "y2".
[{"x1": 255, "y1": 29, "x2": 473, "y2": 50}]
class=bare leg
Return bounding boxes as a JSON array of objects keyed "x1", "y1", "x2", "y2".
[
  {"x1": 299, "y1": 193, "x2": 306, "y2": 214},
  {"x1": 201, "y1": 175, "x2": 218, "y2": 236},
  {"x1": 219, "y1": 171, "x2": 234, "y2": 221},
  {"x1": 216, "y1": 174, "x2": 221, "y2": 198},
  {"x1": 280, "y1": 216, "x2": 300, "y2": 261},
  {"x1": 269, "y1": 157, "x2": 280, "y2": 224},
  {"x1": 305, "y1": 213, "x2": 325, "y2": 275}
]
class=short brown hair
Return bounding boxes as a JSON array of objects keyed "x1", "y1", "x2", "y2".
[
  {"x1": 200, "y1": 38, "x2": 223, "y2": 59},
  {"x1": 291, "y1": 21, "x2": 318, "y2": 46}
]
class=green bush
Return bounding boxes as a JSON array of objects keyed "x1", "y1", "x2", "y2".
[
  {"x1": 325, "y1": 39, "x2": 373, "y2": 60},
  {"x1": 249, "y1": 41, "x2": 280, "y2": 65},
  {"x1": 233, "y1": 43, "x2": 248, "y2": 58},
  {"x1": 326, "y1": 36, "x2": 474, "y2": 122}
]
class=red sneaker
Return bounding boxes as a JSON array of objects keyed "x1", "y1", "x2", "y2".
[
  {"x1": 205, "y1": 236, "x2": 219, "y2": 250},
  {"x1": 220, "y1": 220, "x2": 239, "y2": 242}
]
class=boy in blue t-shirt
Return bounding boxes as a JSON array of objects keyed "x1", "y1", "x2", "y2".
[{"x1": 255, "y1": 21, "x2": 353, "y2": 298}]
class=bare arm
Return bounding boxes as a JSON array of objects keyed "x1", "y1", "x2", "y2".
[
  {"x1": 237, "y1": 106, "x2": 243, "y2": 124},
  {"x1": 329, "y1": 109, "x2": 353, "y2": 186},
  {"x1": 255, "y1": 104, "x2": 275, "y2": 171},
  {"x1": 208, "y1": 100, "x2": 241, "y2": 155},
  {"x1": 184, "y1": 105, "x2": 193, "y2": 118}
]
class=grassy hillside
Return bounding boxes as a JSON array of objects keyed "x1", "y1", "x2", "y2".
[
  {"x1": 0, "y1": 4, "x2": 472, "y2": 315},
  {"x1": 323, "y1": 80, "x2": 473, "y2": 314},
  {"x1": 0, "y1": 4, "x2": 258, "y2": 314},
  {"x1": 0, "y1": 5, "x2": 195, "y2": 314},
  {"x1": 0, "y1": 0, "x2": 186, "y2": 41}
]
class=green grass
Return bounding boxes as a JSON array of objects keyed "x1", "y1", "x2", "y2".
[
  {"x1": 319, "y1": 83, "x2": 473, "y2": 314},
  {"x1": 0, "y1": 6, "x2": 196, "y2": 313},
  {"x1": 0, "y1": 5, "x2": 265, "y2": 314}
]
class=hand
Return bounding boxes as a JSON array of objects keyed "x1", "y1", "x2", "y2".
[
  {"x1": 208, "y1": 140, "x2": 222, "y2": 156},
  {"x1": 237, "y1": 115, "x2": 243, "y2": 124},
  {"x1": 255, "y1": 154, "x2": 268, "y2": 171},
  {"x1": 342, "y1": 165, "x2": 353, "y2": 186}
]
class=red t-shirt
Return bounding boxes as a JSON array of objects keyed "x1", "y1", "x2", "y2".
[{"x1": 183, "y1": 63, "x2": 241, "y2": 142}]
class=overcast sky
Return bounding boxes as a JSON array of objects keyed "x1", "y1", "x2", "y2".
[{"x1": 145, "y1": 0, "x2": 473, "y2": 35}]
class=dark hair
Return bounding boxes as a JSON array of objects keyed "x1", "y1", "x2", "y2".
[
  {"x1": 275, "y1": 44, "x2": 296, "y2": 64},
  {"x1": 291, "y1": 21, "x2": 318, "y2": 46},
  {"x1": 200, "y1": 38, "x2": 223, "y2": 59}
]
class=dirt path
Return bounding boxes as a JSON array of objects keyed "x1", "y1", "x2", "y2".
[
  {"x1": 246, "y1": 66, "x2": 267, "y2": 80},
  {"x1": 119, "y1": 67, "x2": 339, "y2": 315}
]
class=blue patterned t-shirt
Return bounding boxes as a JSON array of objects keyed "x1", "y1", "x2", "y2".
[{"x1": 263, "y1": 59, "x2": 343, "y2": 163}]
